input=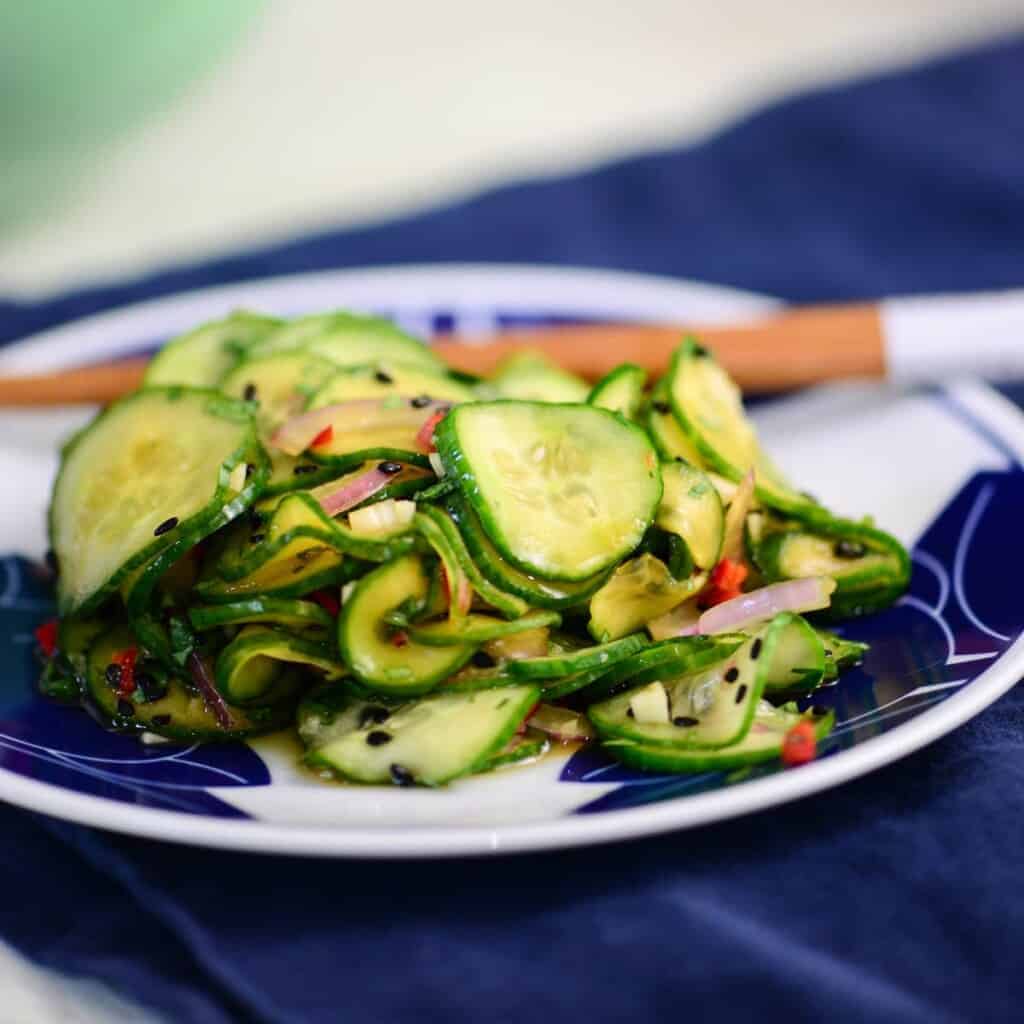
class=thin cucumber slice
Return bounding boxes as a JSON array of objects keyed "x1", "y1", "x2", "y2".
[
  {"x1": 436, "y1": 401, "x2": 662, "y2": 581},
  {"x1": 248, "y1": 312, "x2": 444, "y2": 372},
  {"x1": 604, "y1": 703, "x2": 834, "y2": 773},
  {"x1": 415, "y1": 505, "x2": 530, "y2": 619},
  {"x1": 666, "y1": 340, "x2": 821, "y2": 519},
  {"x1": 447, "y1": 497, "x2": 607, "y2": 610},
  {"x1": 87, "y1": 627, "x2": 293, "y2": 740},
  {"x1": 50, "y1": 387, "x2": 263, "y2": 615},
  {"x1": 143, "y1": 311, "x2": 281, "y2": 388},
  {"x1": 485, "y1": 728, "x2": 550, "y2": 770},
  {"x1": 817, "y1": 628, "x2": 869, "y2": 681},
  {"x1": 338, "y1": 554, "x2": 474, "y2": 695},
  {"x1": 750, "y1": 515, "x2": 910, "y2": 619},
  {"x1": 656, "y1": 461, "x2": 724, "y2": 571},
  {"x1": 588, "y1": 554, "x2": 705, "y2": 642},
  {"x1": 588, "y1": 615, "x2": 804, "y2": 749},
  {"x1": 189, "y1": 597, "x2": 334, "y2": 632},
  {"x1": 488, "y1": 351, "x2": 590, "y2": 403},
  {"x1": 297, "y1": 682, "x2": 377, "y2": 749},
  {"x1": 305, "y1": 684, "x2": 540, "y2": 785},
  {"x1": 408, "y1": 611, "x2": 561, "y2": 647},
  {"x1": 645, "y1": 380, "x2": 707, "y2": 466},
  {"x1": 759, "y1": 614, "x2": 827, "y2": 693},
  {"x1": 580, "y1": 635, "x2": 744, "y2": 701},
  {"x1": 586, "y1": 363, "x2": 646, "y2": 419},
  {"x1": 507, "y1": 633, "x2": 647, "y2": 681},
  {"x1": 439, "y1": 660, "x2": 523, "y2": 692},
  {"x1": 220, "y1": 350, "x2": 337, "y2": 434},
  {"x1": 214, "y1": 626, "x2": 344, "y2": 705},
  {"x1": 308, "y1": 362, "x2": 474, "y2": 408},
  {"x1": 413, "y1": 509, "x2": 472, "y2": 625}
]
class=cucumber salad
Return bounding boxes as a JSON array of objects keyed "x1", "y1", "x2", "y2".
[{"x1": 37, "y1": 311, "x2": 910, "y2": 786}]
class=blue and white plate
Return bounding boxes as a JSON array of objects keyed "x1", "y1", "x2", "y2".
[{"x1": 1, "y1": 265, "x2": 1021, "y2": 857}]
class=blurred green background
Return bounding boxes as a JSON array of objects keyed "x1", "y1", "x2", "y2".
[{"x1": 0, "y1": 0, "x2": 261, "y2": 226}]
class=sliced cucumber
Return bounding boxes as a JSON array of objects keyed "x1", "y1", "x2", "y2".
[
  {"x1": 436, "y1": 401, "x2": 662, "y2": 581},
  {"x1": 143, "y1": 311, "x2": 281, "y2": 388},
  {"x1": 587, "y1": 363, "x2": 646, "y2": 419},
  {"x1": 645, "y1": 380, "x2": 706, "y2": 466},
  {"x1": 507, "y1": 633, "x2": 647, "y2": 681},
  {"x1": 447, "y1": 497, "x2": 608, "y2": 610},
  {"x1": 488, "y1": 351, "x2": 589, "y2": 403},
  {"x1": 248, "y1": 312, "x2": 444, "y2": 372},
  {"x1": 220, "y1": 350, "x2": 337, "y2": 434},
  {"x1": 485, "y1": 728, "x2": 550, "y2": 770},
  {"x1": 580, "y1": 635, "x2": 744, "y2": 701},
  {"x1": 656, "y1": 461, "x2": 724, "y2": 571},
  {"x1": 87, "y1": 627, "x2": 292, "y2": 740},
  {"x1": 666, "y1": 340, "x2": 820, "y2": 519},
  {"x1": 305, "y1": 684, "x2": 539, "y2": 785},
  {"x1": 817, "y1": 628, "x2": 869, "y2": 681},
  {"x1": 759, "y1": 614, "x2": 827, "y2": 693},
  {"x1": 296, "y1": 681, "x2": 379, "y2": 749},
  {"x1": 588, "y1": 554, "x2": 705, "y2": 642},
  {"x1": 604, "y1": 703, "x2": 834, "y2": 773},
  {"x1": 413, "y1": 509, "x2": 472, "y2": 625},
  {"x1": 415, "y1": 505, "x2": 530, "y2": 619},
  {"x1": 309, "y1": 362, "x2": 474, "y2": 408},
  {"x1": 408, "y1": 610, "x2": 560, "y2": 647},
  {"x1": 588, "y1": 615, "x2": 810, "y2": 749},
  {"x1": 338, "y1": 554, "x2": 473, "y2": 695},
  {"x1": 189, "y1": 597, "x2": 334, "y2": 632},
  {"x1": 214, "y1": 626, "x2": 344, "y2": 704},
  {"x1": 750, "y1": 516, "x2": 910, "y2": 619},
  {"x1": 50, "y1": 388, "x2": 263, "y2": 615}
]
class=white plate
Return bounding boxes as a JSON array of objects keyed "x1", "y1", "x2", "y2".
[{"x1": 1, "y1": 264, "x2": 1021, "y2": 857}]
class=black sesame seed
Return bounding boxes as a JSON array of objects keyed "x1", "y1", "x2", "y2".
[
  {"x1": 471, "y1": 650, "x2": 495, "y2": 669},
  {"x1": 673, "y1": 716, "x2": 699, "y2": 727},
  {"x1": 117, "y1": 698, "x2": 135, "y2": 717},
  {"x1": 411, "y1": 395, "x2": 432, "y2": 408},
  {"x1": 653, "y1": 401, "x2": 670, "y2": 415},
  {"x1": 359, "y1": 705, "x2": 391, "y2": 728},
  {"x1": 724, "y1": 667, "x2": 739, "y2": 683},
  {"x1": 374, "y1": 370, "x2": 394, "y2": 384},
  {"x1": 377, "y1": 461, "x2": 403, "y2": 475},
  {"x1": 366, "y1": 730, "x2": 392, "y2": 747},
  {"x1": 250, "y1": 533, "x2": 266, "y2": 544},
  {"x1": 390, "y1": 763, "x2": 415, "y2": 787},
  {"x1": 834, "y1": 539, "x2": 867, "y2": 559},
  {"x1": 136, "y1": 673, "x2": 166, "y2": 702},
  {"x1": 153, "y1": 516, "x2": 179, "y2": 537},
  {"x1": 750, "y1": 638, "x2": 762, "y2": 661},
  {"x1": 811, "y1": 705, "x2": 830, "y2": 717},
  {"x1": 105, "y1": 663, "x2": 123, "y2": 689},
  {"x1": 626, "y1": 707, "x2": 635, "y2": 718},
  {"x1": 151, "y1": 714, "x2": 172, "y2": 727},
  {"x1": 735, "y1": 684, "x2": 748, "y2": 704},
  {"x1": 293, "y1": 464, "x2": 318, "y2": 476},
  {"x1": 243, "y1": 383, "x2": 258, "y2": 402}
]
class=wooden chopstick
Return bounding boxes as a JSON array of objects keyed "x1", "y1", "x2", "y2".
[{"x1": 0, "y1": 302, "x2": 885, "y2": 406}]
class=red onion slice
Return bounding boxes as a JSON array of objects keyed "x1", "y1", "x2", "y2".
[
  {"x1": 695, "y1": 577, "x2": 837, "y2": 636},
  {"x1": 186, "y1": 651, "x2": 233, "y2": 730},
  {"x1": 270, "y1": 399, "x2": 447, "y2": 456},
  {"x1": 318, "y1": 466, "x2": 396, "y2": 518}
]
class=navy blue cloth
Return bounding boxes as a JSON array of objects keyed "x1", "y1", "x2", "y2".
[{"x1": 3, "y1": 35, "x2": 1024, "y2": 1024}]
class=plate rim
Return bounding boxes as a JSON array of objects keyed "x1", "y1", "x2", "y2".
[{"x1": 2, "y1": 263, "x2": 1022, "y2": 858}]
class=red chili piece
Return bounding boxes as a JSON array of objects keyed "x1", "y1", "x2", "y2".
[
  {"x1": 415, "y1": 410, "x2": 447, "y2": 453},
  {"x1": 310, "y1": 588, "x2": 340, "y2": 617},
  {"x1": 781, "y1": 720, "x2": 817, "y2": 766},
  {"x1": 34, "y1": 619, "x2": 59, "y2": 658},
  {"x1": 390, "y1": 631, "x2": 410, "y2": 648},
  {"x1": 310, "y1": 425, "x2": 334, "y2": 449},
  {"x1": 112, "y1": 648, "x2": 138, "y2": 697},
  {"x1": 701, "y1": 557, "x2": 749, "y2": 608}
]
